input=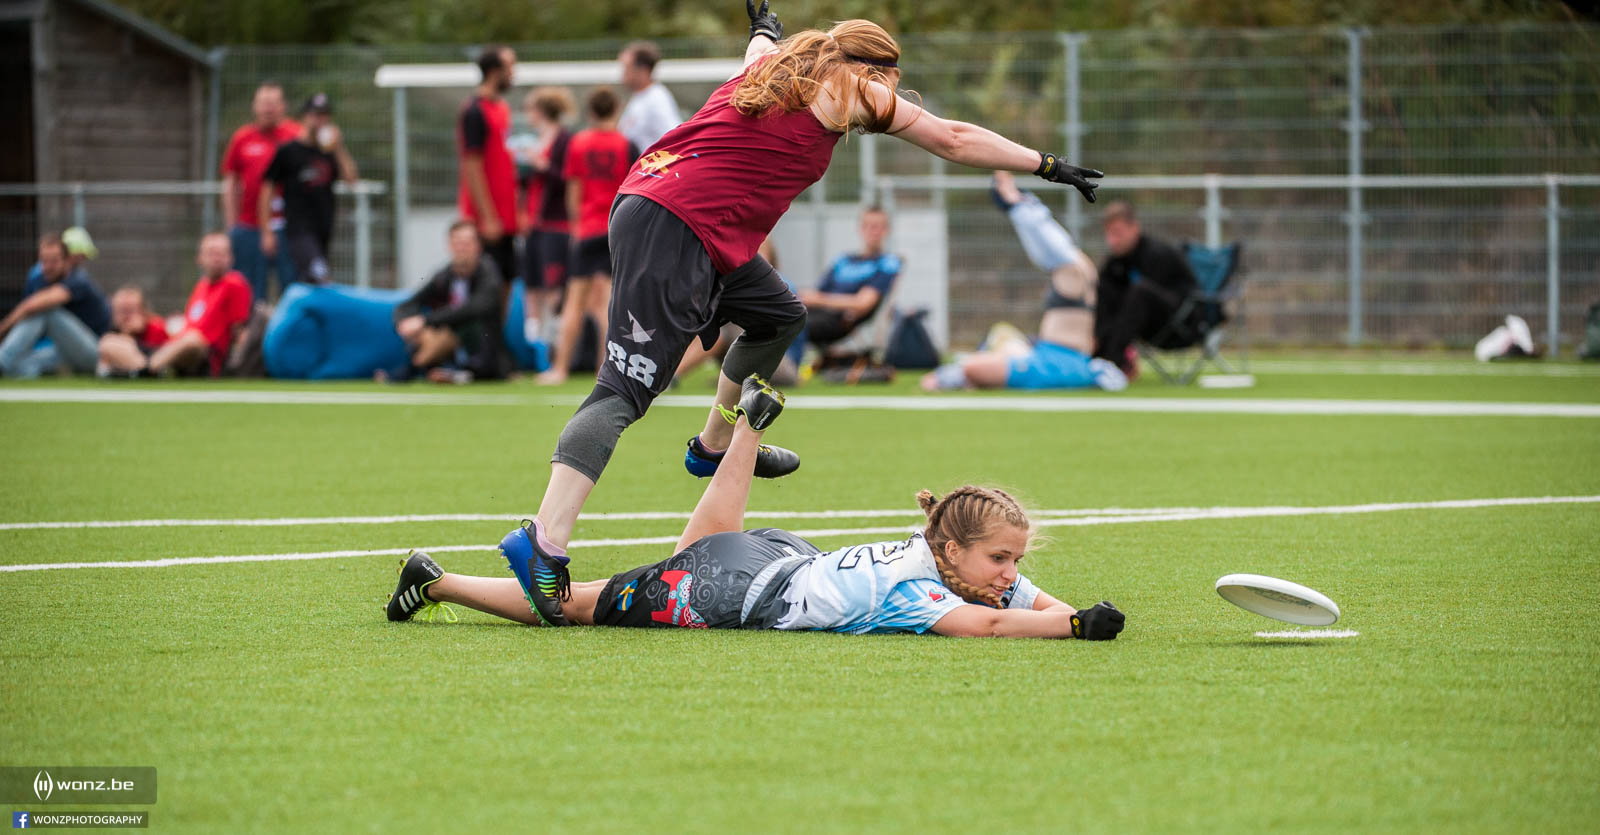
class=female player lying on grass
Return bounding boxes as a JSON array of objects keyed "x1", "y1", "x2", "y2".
[
  {"x1": 921, "y1": 171, "x2": 1126, "y2": 393},
  {"x1": 386, "y1": 375, "x2": 1125, "y2": 640}
]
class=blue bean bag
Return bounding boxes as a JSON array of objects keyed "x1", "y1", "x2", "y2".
[
  {"x1": 263, "y1": 284, "x2": 411, "y2": 380},
  {"x1": 263, "y1": 281, "x2": 550, "y2": 379}
]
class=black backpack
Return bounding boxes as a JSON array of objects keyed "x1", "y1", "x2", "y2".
[{"x1": 884, "y1": 309, "x2": 940, "y2": 370}]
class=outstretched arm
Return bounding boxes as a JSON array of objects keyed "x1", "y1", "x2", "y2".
[
  {"x1": 931, "y1": 597, "x2": 1124, "y2": 639},
  {"x1": 845, "y1": 81, "x2": 1101, "y2": 202}
]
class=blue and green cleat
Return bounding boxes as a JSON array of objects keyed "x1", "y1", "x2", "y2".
[{"x1": 500, "y1": 519, "x2": 572, "y2": 627}]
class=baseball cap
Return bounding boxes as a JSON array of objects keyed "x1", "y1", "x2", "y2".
[
  {"x1": 63, "y1": 226, "x2": 98, "y2": 260},
  {"x1": 301, "y1": 93, "x2": 332, "y2": 115}
]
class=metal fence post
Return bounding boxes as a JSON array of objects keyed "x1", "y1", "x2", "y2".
[
  {"x1": 1204, "y1": 173, "x2": 1223, "y2": 247},
  {"x1": 1546, "y1": 174, "x2": 1561, "y2": 357},
  {"x1": 1345, "y1": 27, "x2": 1366, "y2": 346},
  {"x1": 859, "y1": 133, "x2": 878, "y2": 207},
  {"x1": 392, "y1": 86, "x2": 409, "y2": 286},
  {"x1": 1060, "y1": 32, "x2": 1085, "y2": 241},
  {"x1": 71, "y1": 183, "x2": 85, "y2": 228},
  {"x1": 202, "y1": 47, "x2": 227, "y2": 233},
  {"x1": 354, "y1": 185, "x2": 372, "y2": 289}
]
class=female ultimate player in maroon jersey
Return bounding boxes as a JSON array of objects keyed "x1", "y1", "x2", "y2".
[{"x1": 512, "y1": 1, "x2": 1104, "y2": 607}]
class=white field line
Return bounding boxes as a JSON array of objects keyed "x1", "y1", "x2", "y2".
[
  {"x1": 1248, "y1": 360, "x2": 1600, "y2": 378},
  {"x1": 0, "y1": 506, "x2": 1185, "y2": 532},
  {"x1": 1254, "y1": 629, "x2": 1361, "y2": 639},
  {"x1": 0, "y1": 494, "x2": 1593, "y2": 573},
  {"x1": 3, "y1": 387, "x2": 1598, "y2": 417}
]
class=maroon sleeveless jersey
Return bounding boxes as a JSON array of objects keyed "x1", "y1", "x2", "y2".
[{"x1": 617, "y1": 67, "x2": 843, "y2": 274}]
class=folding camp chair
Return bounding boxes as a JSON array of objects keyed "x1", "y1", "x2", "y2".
[{"x1": 1137, "y1": 241, "x2": 1247, "y2": 384}]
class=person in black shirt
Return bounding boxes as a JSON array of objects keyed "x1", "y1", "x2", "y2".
[
  {"x1": 261, "y1": 93, "x2": 357, "y2": 287},
  {"x1": 384, "y1": 220, "x2": 510, "y2": 383},
  {"x1": 1093, "y1": 201, "x2": 1198, "y2": 373}
]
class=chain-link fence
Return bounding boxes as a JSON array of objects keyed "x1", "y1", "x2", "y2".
[{"x1": 10, "y1": 24, "x2": 1597, "y2": 350}]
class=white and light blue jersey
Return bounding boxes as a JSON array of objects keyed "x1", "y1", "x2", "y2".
[{"x1": 774, "y1": 534, "x2": 1039, "y2": 634}]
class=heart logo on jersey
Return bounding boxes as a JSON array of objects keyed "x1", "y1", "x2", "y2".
[{"x1": 929, "y1": 591, "x2": 944, "y2": 602}]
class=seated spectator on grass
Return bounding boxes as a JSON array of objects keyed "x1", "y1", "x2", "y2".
[
  {"x1": 922, "y1": 173, "x2": 1125, "y2": 392},
  {"x1": 799, "y1": 206, "x2": 899, "y2": 357},
  {"x1": 102, "y1": 233, "x2": 253, "y2": 378},
  {"x1": 1093, "y1": 200, "x2": 1198, "y2": 374},
  {"x1": 0, "y1": 234, "x2": 110, "y2": 378},
  {"x1": 96, "y1": 286, "x2": 170, "y2": 376},
  {"x1": 383, "y1": 220, "x2": 510, "y2": 383}
]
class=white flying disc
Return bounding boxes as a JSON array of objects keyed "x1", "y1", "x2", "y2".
[{"x1": 1215, "y1": 573, "x2": 1340, "y2": 626}]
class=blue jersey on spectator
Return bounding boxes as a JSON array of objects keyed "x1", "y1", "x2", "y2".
[
  {"x1": 818, "y1": 252, "x2": 900, "y2": 298},
  {"x1": 23, "y1": 265, "x2": 110, "y2": 336}
]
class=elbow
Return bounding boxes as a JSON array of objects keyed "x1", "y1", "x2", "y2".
[{"x1": 939, "y1": 123, "x2": 971, "y2": 162}]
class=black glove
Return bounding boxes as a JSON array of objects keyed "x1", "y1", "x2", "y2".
[
  {"x1": 747, "y1": 0, "x2": 783, "y2": 42},
  {"x1": 1034, "y1": 152, "x2": 1103, "y2": 204},
  {"x1": 1071, "y1": 601, "x2": 1125, "y2": 641}
]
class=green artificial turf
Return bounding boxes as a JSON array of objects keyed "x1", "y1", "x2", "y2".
[{"x1": 2, "y1": 359, "x2": 1597, "y2": 832}]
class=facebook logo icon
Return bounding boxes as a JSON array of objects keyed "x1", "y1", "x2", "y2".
[{"x1": 11, "y1": 812, "x2": 27, "y2": 829}]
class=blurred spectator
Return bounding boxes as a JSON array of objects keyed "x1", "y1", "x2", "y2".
[
  {"x1": 260, "y1": 93, "x2": 358, "y2": 285},
  {"x1": 385, "y1": 220, "x2": 510, "y2": 383},
  {"x1": 23, "y1": 225, "x2": 98, "y2": 286},
  {"x1": 222, "y1": 82, "x2": 301, "y2": 302},
  {"x1": 922, "y1": 172, "x2": 1125, "y2": 392},
  {"x1": 116, "y1": 233, "x2": 254, "y2": 378},
  {"x1": 539, "y1": 87, "x2": 638, "y2": 385},
  {"x1": 96, "y1": 286, "x2": 170, "y2": 376},
  {"x1": 617, "y1": 41, "x2": 681, "y2": 153},
  {"x1": 0, "y1": 234, "x2": 110, "y2": 378},
  {"x1": 1093, "y1": 201, "x2": 1198, "y2": 373},
  {"x1": 799, "y1": 206, "x2": 900, "y2": 355},
  {"x1": 519, "y1": 86, "x2": 576, "y2": 341},
  {"x1": 458, "y1": 45, "x2": 520, "y2": 284}
]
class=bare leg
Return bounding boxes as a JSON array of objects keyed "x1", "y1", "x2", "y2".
[
  {"x1": 427, "y1": 573, "x2": 608, "y2": 626},
  {"x1": 696, "y1": 372, "x2": 744, "y2": 452},
  {"x1": 538, "y1": 277, "x2": 592, "y2": 385},
  {"x1": 146, "y1": 330, "x2": 210, "y2": 374},
  {"x1": 958, "y1": 353, "x2": 1012, "y2": 388},
  {"x1": 535, "y1": 462, "x2": 597, "y2": 551},
  {"x1": 676, "y1": 415, "x2": 762, "y2": 552},
  {"x1": 586, "y1": 275, "x2": 612, "y2": 372},
  {"x1": 412, "y1": 327, "x2": 459, "y2": 368},
  {"x1": 98, "y1": 333, "x2": 147, "y2": 372}
]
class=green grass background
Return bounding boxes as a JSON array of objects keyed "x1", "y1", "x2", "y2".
[{"x1": 2, "y1": 360, "x2": 1598, "y2": 832}]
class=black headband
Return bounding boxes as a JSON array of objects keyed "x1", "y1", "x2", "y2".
[{"x1": 846, "y1": 54, "x2": 898, "y2": 69}]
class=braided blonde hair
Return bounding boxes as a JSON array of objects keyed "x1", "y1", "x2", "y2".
[{"x1": 916, "y1": 486, "x2": 1032, "y2": 606}]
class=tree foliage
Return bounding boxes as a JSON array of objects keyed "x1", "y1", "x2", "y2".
[{"x1": 120, "y1": 0, "x2": 1584, "y2": 46}]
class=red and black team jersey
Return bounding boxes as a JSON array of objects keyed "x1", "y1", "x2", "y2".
[
  {"x1": 617, "y1": 61, "x2": 843, "y2": 274},
  {"x1": 563, "y1": 128, "x2": 638, "y2": 241},
  {"x1": 537, "y1": 128, "x2": 573, "y2": 233},
  {"x1": 457, "y1": 96, "x2": 518, "y2": 233}
]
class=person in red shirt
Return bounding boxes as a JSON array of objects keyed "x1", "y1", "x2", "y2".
[
  {"x1": 517, "y1": 86, "x2": 576, "y2": 344},
  {"x1": 133, "y1": 233, "x2": 254, "y2": 377},
  {"x1": 539, "y1": 87, "x2": 639, "y2": 385},
  {"x1": 494, "y1": 4, "x2": 1102, "y2": 617},
  {"x1": 458, "y1": 46, "x2": 520, "y2": 285},
  {"x1": 221, "y1": 82, "x2": 301, "y2": 303},
  {"x1": 95, "y1": 286, "x2": 170, "y2": 375}
]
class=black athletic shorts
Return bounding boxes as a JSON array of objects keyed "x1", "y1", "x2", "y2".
[
  {"x1": 523, "y1": 230, "x2": 571, "y2": 289},
  {"x1": 569, "y1": 235, "x2": 611, "y2": 278},
  {"x1": 593, "y1": 528, "x2": 819, "y2": 629},
  {"x1": 481, "y1": 235, "x2": 516, "y2": 284},
  {"x1": 597, "y1": 194, "x2": 807, "y2": 416}
]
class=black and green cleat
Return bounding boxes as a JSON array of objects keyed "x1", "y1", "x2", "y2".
[{"x1": 386, "y1": 551, "x2": 456, "y2": 623}]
